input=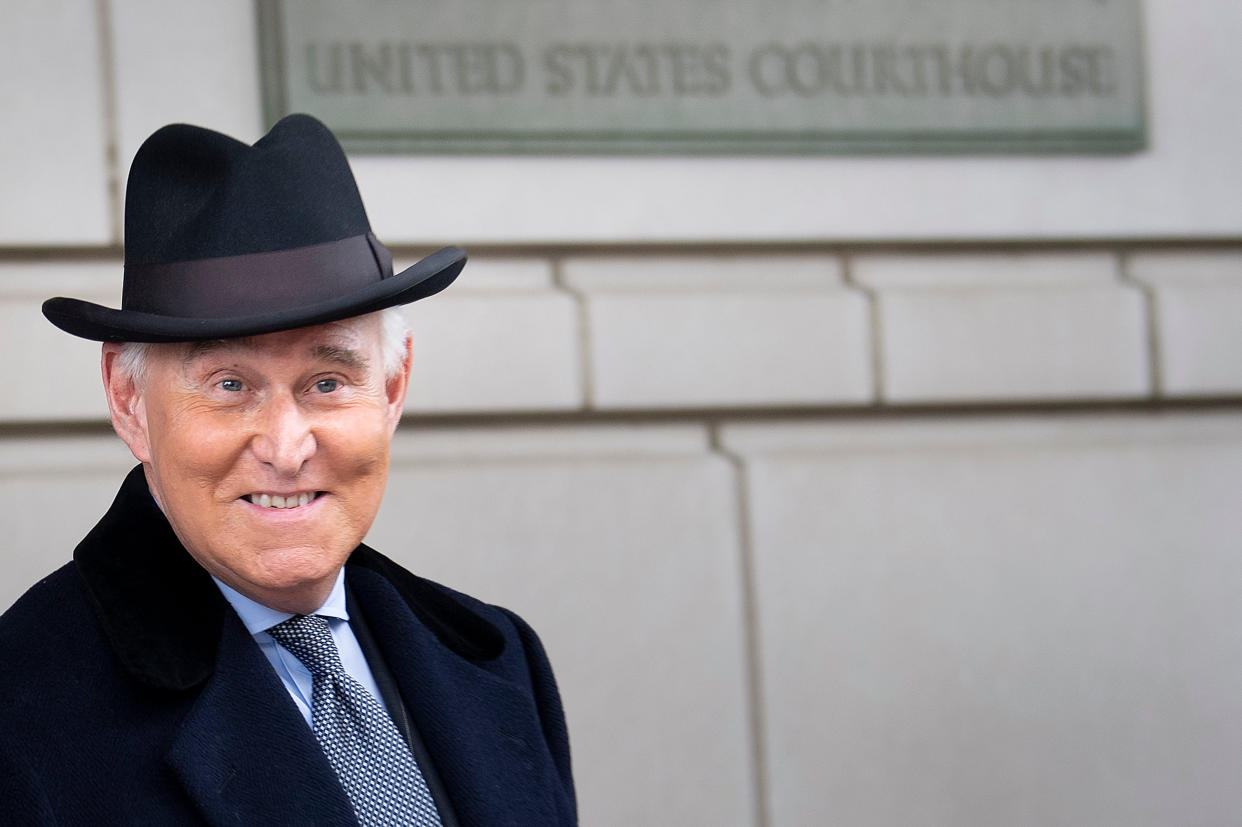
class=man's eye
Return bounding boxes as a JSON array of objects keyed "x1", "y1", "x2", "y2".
[
  {"x1": 315, "y1": 378, "x2": 340, "y2": 393},
  {"x1": 219, "y1": 378, "x2": 244, "y2": 392}
]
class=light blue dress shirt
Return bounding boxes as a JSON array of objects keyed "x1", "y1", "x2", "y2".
[{"x1": 212, "y1": 570, "x2": 391, "y2": 728}]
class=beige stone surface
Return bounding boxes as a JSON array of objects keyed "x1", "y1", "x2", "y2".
[
  {"x1": 0, "y1": 436, "x2": 137, "y2": 611},
  {"x1": 371, "y1": 425, "x2": 754, "y2": 827},
  {"x1": 878, "y1": 286, "x2": 1149, "y2": 402},
  {"x1": 351, "y1": 0, "x2": 1242, "y2": 243},
  {"x1": 0, "y1": 261, "x2": 120, "y2": 422},
  {"x1": 396, "y1": 256, "x2": 554, "y2": 291},
  {"x1": 563, "y1": 254, "x2": 844, "y2": 290},
  {"x1": 0, "y1": 0, "x2": 111, "y2": 244},
  {"x1": 723, "y1": 413, "x2": 1242, "y2": 827},
  {"x1": 853, "y1": 252, "x2": 1118, "y2": 288},
  {"x1": 402, "y1": 290, "x2": 583, "y2": 412},
  {"x1": 110, "y1": 0, "x2": 262, "y2": 177},
  {"x1": 1151, "y1": 286, "x2": 1242, "y2": 395},
  {"x1": 583, "y1": 288, "x2": 872, "y2": 409},
  {"x1": 390, "y1": 423, "x2": 709, "y2": 462},
  {"x1": 1128, "y1": 251, "x2": 1242, "y2": 396},
  {"x1": 1128, "y1": 250, "x2": 1242, "y2": 286},
  {"x1": 2, "y1": 423, "x2": 757, "y2": 826},
  {"x1": 5, "y1": 2, "x2": 1242, "y2": 248}
]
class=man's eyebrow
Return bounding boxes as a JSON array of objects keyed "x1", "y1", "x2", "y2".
[
  {"x1": 178, "y1": 339, "x2": 368, "y2": 371},
  {"x1": 182, "y1": 338, "x2": 246, "y2": 364},
  {"x1": 311, "y1": 344, "x2": 370, "y2": 371}
]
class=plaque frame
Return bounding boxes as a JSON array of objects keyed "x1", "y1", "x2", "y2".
[{"x1": 256, "y1": 0, "x2": 1147, "y2": 155}]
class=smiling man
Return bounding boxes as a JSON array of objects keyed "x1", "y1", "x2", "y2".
[
  {"x1": 0, "y1": 115, "x2": 576, "y2": 826},
  {"x1": 104, "y1": 318, "x2": 401, "y2": 616}
]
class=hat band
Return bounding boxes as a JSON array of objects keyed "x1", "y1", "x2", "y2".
[{"x1": 122, "y1": 233, "x2": 394, "y2": 319}]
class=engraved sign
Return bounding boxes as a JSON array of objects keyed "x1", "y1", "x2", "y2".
[{"x1": 257, "y1": 0, "x2": 1146, "y2": 154}]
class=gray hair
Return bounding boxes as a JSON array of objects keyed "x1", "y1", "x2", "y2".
[{"x1": 114, "y1": 307, "x2": 410, "y2": 386}]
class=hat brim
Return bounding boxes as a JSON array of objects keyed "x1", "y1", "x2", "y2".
[{"x1": 42, "y1": 246, "x2": 465, "y2": 343}]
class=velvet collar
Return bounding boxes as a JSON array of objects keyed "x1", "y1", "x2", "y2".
[{"x1": 73, "y1": 465, "x2": 504, "y2": 691}]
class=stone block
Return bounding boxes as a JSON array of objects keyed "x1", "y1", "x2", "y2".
[
  {"x1": 1151, "y1": 286, "x2": 1242, "y2": 395},
  {"x1": 111, "y1": 0, "x2": 262, "y2": 176},
  {"x1": 401, "y1": 289, "x2": 583, "y2": 412},
  {"x1": 722, "y1": 413, "x2": 1242, "y2": 827},
  {"x1": 1128, "y1": 250, "x2": 1242, "y2": 286},
  {"x1": 2, "y1": 422, "x2": 757, "y2": 826},
  {"x1": 585, "y1": 289, "x2": 872, "y2": 408},
  {"x1": 0, "y1": 0, "x2": 111, "y2": 244},
  {"x1": 853, "y1": 251, "x2": 1118, "y2": 288},
  {"x1": 878, "y1": 286, "x2": 1149, "y2": 401},
  {"x1": 1128, "y1": 251, "x2": 1242, "y2": 396},
  {"x1": 0, "y1": 436, "x2": 136, "y2": 612},
  {"x1": 0, "y1": 261, "x2": 120, "y2": 422},
  {"x1": 565, "y1": 254, "x2": 868, "y2": 409},
  {"x1": 370, "y1": 425, "x2": 754, "y2": 827},
  {"x1": 563, "y1": 253, "x2": 844, "y2": 290}
]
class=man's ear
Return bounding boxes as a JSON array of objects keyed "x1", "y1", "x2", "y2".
[
  {"x1": 101, "y1": 344, "x2": 152, "y2": 463},
  {"x1": 384, "y1": 332, "x2": 413, "y2": 437}
]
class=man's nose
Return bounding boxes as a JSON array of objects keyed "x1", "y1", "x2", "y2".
[{"x1": 250, "y1": 394, "x2": 316, "y2": 475}]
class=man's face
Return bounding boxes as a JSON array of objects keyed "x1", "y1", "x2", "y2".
[{"x1": 108, "y1": 316, "x2": 409, "y2": 613}]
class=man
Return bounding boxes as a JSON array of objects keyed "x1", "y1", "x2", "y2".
[{"x1": 0, "y1": 114, "x2": 576, "y2": 825}]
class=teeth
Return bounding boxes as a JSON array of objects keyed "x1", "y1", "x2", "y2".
[{"x1": 248, "y1": 492, "x2": 317, "y2": 509}]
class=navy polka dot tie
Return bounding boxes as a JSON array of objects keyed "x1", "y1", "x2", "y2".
[{"x1": 267, "y1": 614, "x2": 442, "y2": 826}]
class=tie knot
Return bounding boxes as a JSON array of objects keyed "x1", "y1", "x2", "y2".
[{"x1": 267, "y1": 614, "x2": 344, "y2": 680}]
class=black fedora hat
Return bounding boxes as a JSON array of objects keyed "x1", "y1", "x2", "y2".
[{"x1": 43, "y1": 114, "x2": 465, "y2": 342}]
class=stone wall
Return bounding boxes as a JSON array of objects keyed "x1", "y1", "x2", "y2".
[{"x1": 3, "y1": 1, "x2": 1241, "y2": 825}]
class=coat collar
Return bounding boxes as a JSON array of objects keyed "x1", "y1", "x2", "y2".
[
  {"x1": 164, "y1": 614, "x2": 360, "y2": 825},
  {"x1": 348, "y1": 570, "x2": 565, "y2": 826},
  {"x1": 73, "y1": 465, "x2": 505, "y2": 692}
]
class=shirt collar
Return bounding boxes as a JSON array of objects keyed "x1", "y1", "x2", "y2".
[{"x1": 212, "y1": 568, "x2": 350, "y2": 636}]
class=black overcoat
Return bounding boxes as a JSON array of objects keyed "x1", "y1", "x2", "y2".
[{"x1": 0, "y1": 467, "x2": 577, "y2": 825}]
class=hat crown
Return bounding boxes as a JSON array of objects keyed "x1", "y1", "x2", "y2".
[
  {"x1": 43, "y1": 114, "x2": 465, "y2": 343},
  {"x1": 124, "y1": 114, "x2": 372, "y2": 266}
]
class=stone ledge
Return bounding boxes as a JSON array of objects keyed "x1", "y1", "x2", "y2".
[
  {"x1": 563, "y1": 253, "x2": 843, "y2": 290},
  {"x1": 6, "y1": 248, "x2": 1241, "y2": 423},
  {"x1": 853, "y1": 251, "x2": 1118, "y2": 289},
  {"x1": 719, "y1": 411, "x2": 1242, "y2": 455},
  {"x1": 398, "y1": 256, "x2": 554, "y2": 291},
  {"x1": 389, "y1": 422, "x2": 711, "y2": 462}
]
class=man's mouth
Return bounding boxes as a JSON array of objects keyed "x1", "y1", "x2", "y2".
[{"x1": 243, "y1": 492, "x2": 321, "y2": 509}]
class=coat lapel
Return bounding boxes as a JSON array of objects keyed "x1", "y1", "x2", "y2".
[
  {"x1": 349, "y1": 568, "x2": 560, "y2": 827},
  {"x1": 164, "y1": 612, "x2": 358, "y2": 826},
  {"x1": 74, "y1": 468, "x2": 565, "y2": 825}
]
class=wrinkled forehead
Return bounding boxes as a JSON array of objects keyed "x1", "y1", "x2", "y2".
[{"x1": 171, "y1": 316, "x2": 380, "y2": 369}]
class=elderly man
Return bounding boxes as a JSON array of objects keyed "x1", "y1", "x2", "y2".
[{"x1": 0, "y1": 115, "x2": 576, "y2": 826}]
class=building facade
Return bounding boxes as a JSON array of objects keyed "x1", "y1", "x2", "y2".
[{"x1": 3, "y1": 1, "x2": 1241, "y2": 824}]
